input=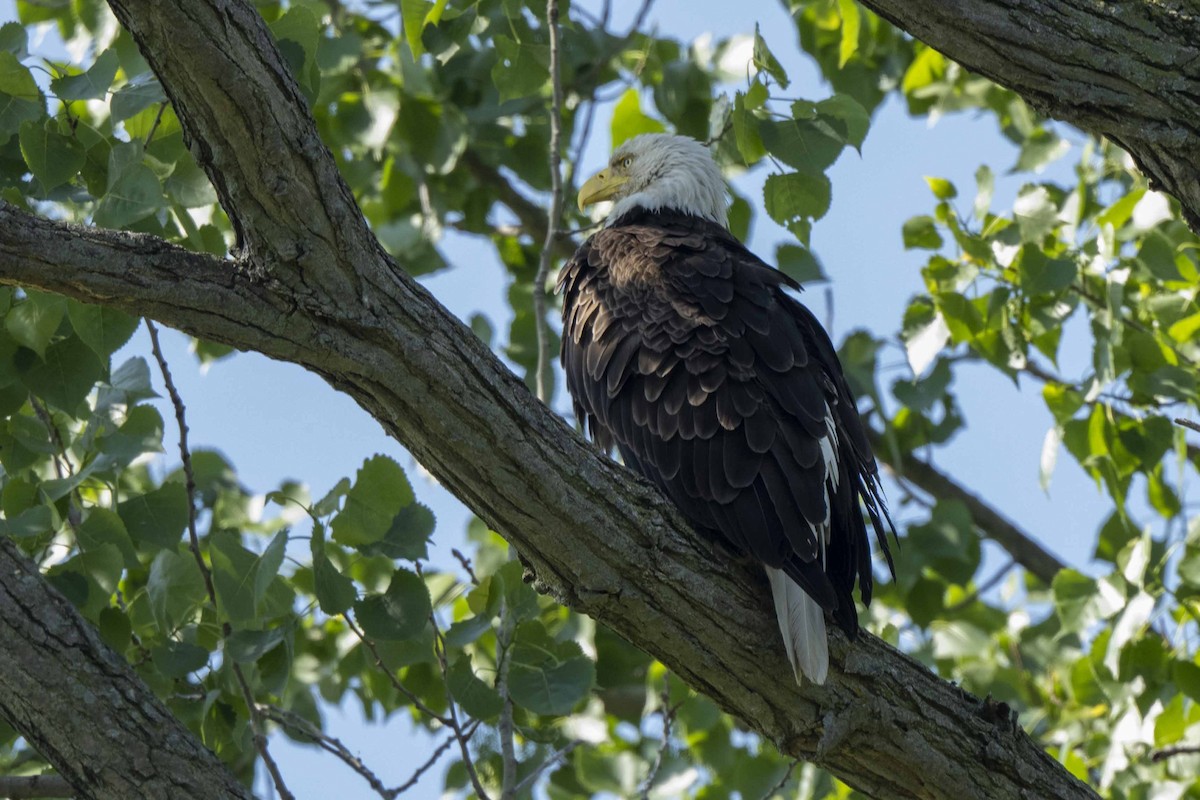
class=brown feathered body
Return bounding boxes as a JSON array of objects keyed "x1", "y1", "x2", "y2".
[{"x1": 558, "y1": 208, "x2": 893, "y2": 644}]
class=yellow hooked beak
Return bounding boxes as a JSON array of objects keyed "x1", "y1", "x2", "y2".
[{"x1": 577, "y1": 169, "x2": 629, "y2": 211}]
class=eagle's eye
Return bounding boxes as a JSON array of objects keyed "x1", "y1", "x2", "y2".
[{"x1": 622, "y1": 156, "x2": 633, "y2": 168}]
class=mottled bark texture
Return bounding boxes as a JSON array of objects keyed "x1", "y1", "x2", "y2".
[
  {"x1": 0, "y1": 538, "x2": 253, "y2": 800},
  {"x1": 858, "y1": 0, "x2": 1200, "y2": 230},
  {"x1": 5, "y1": 0, "x2": 1186, "y2": 796}
]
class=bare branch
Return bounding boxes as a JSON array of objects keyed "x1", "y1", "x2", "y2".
[
  {"x1": 1150, "y1": 744, "x2": 1200, "y2": 763},
  {"x1": 868, "y1": 429, "x2": 1066, "y2": 584},
  {"x1": 511, "y1": 740, "x2": 582, "y2": 795},
  {"x1": 147, "y1": 320, "x2": 294, "y2": 800},
  {"x1": 760, "y1": 758, "x2": 800, "y2": 799},
  {"x1": 533, "y1": 0, "x2": 567, "y2": 404},
  {"x1": 259, "y1": 705, "x2": 393, "y2": 796},
  {"x1": 496, "y1": 597, "x2": 518, "y2": 800},
  {"x1": 637, "y1": 675, "x2": 676, "y2": 800},
  {"x1": 343, "y1": 615, "x2": 451, "y2": 727},
  {"x1": 1176, "y1": 417, "x2": 1200, "y2": 435}
]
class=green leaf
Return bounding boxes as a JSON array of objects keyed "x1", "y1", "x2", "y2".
[
  {"x1": 19, "y1": 119, "x2": 85, "y2": 191},
  {"x1": 1013, "y1": 185, "x2": 1058, "y2": 243},
  {"x1": 226, "y1": 628, "x2": 286, "y2": 663},
  {"x1": 902, "y1": 216, "x2": 943, "y2": 250},
  {"x1": 254, "y1": 530, "x2": 288, "y2": 604},
  {"x1": 775, "y1": 244, "x2": 826, "y2": 284},
  {"x1": 1013, "y1": 128, "x2": 1069, "y2": 174},
  {"x1": 0, "y1": 51, "x2": 44, "y2": 138},
  {"x1": 400, "y1": 0, "x2": 432, "y2": 57},
  {"x1": 610, "y1": 88, "x2": 665, "y2": 147},
  {"x1": 491, "y1": 35, "x2": 548, "y2": 104},
  {"x1": 758, "y1": 117, "x2": 843, "y2": 174},
  {"x1": 51, "y1": 49, "x2": 119, "y2": 101},
  {"x1": 331, "y1": 455, "x2": 414, "y2": 547},
  {"x1": 110, "y1": 73, "x2": 165, "y2": 122},
  {"x1": 732, "y1": 92, "x2": 766, "y2": 164},
  {"x1": 360, "y1": 502, "x2": 434, "y2": 561},
  {"x1": 1017, "y1": 246, "x2": 1076, "y2": 294},
  {"x1": 147, "y1": 549, "x2": 208, "y2": 631},
  {"x1": 763, "y1": 171, "x2": 831, "y2": 224},
  {"x1": 210, "y1": 531, "x2": 286, "y2": 626},
  {"x1": 5, "y1": 291, "x2": 65, "y2": 357},
  {"x1": 751, "y1": 24, "x2": 788, "y2": 89},
  {"x1": 78, "y1": 508, "x2": 138, "y2": 568},
  {"x1": 310, "y1": 524, "x2": 356, "y2": 615},
  {"x1": 0, "y1": 22, "x2": 28, "y2": 57},
  {"x1": 270, "y1": 6, "x2": 321, "y2": 97},
  {"x1": 508, "y1": 652, "x2": 594, "y2": 716},
  {"x1": 153, "y1": 640, "x2": 209, "y2": 678},
  {"x1": 837, "y1": 0, "x2": 860, "y2": 67},
  {"x1": 93, "y1": 162, "x2": 163, "y2": 228},
  {"x1": 67, "y1": 300, "x2": 140, "y2": 359},
  {"x1": 16, "y1": 336, "x2": 104, "y2": 412},
  {"x1": 924, "y1": 176, "x2": 957, "y2": 200},
  {"x1": 354, "y1": 568, "x2": 431, "y2": 641},
  {"x1": 1172, "y1": 660, "x2": 1200, "y2": 703},
  {"x1": 813, "y1": 94, "x2": 869, "y2": 151},
  {"x1": 119, "y1": 483, "x2": 189, "y2": 550},
  {"x1": 448, "y1": 656, "x2": 503, "y2": 720}
]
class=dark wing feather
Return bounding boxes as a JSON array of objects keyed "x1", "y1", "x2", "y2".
[{"x1": 559, "y1": 208, "x2": 893, "y2": 636}]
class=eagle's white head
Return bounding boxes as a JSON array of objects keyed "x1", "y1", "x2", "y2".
[{"x1": 577, "y1": 134, "x2": 728, "y2": 228}]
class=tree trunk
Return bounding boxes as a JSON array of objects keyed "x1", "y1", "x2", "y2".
[{"x1": 0, "y1": 538, "x2": 252, "y2": 800}]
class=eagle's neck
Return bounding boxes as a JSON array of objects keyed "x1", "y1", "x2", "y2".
[{"x1": 608, "y1": 176, "x2": 728, "y2": 229}]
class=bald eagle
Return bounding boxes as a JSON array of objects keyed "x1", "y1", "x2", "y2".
[{"x1": 558, "y1": 134, "x2": 894, "y2": 684}]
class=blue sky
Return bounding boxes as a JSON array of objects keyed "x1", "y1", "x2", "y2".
[{"x1": 1, "y1": 0, "x2": 1118, "y2": 797}]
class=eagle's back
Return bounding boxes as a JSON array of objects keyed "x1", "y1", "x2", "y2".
[{"x1": 558, "y1": 208, "x2": 891, "y2": 634}]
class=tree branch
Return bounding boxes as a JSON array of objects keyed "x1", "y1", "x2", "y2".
[
  {"x1": 868, "y1": 429, "x2": 1067, "y2": 584},
  {"x1": 0, "y1": 537, "x2": 253, "y2": 800},
  {"x1": 856, "y1": 0, "x2": 1200, "y2": 231}
]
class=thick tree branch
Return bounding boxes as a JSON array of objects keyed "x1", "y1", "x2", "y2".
[
  {"x1": 857, "y1": 0, "x2": 1200, "y2": 230},
  {"x1": 0, "y1": 537, "x2": 252, "y2": 800}
]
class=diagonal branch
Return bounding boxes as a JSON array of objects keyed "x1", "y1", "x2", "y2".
[
  {"x1": 868, "y1": 430, "x2": 1067, "y2": 584},
  {"x1": 856, "y1": 0, "x2": 1200, "y2": 232}
]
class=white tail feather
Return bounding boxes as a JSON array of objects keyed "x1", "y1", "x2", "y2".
[{"x1": 766, "y1": 567, "x2": 828, "y2": 685}]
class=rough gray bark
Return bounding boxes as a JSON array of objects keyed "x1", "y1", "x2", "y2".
[
  {"x1": 859, "y1": 0, "x2": 1200, "y2": 229},
  {"x1": 0, "y1": 0, "x2": 1107, "y2": 794},
  {"x1": 0, "y1": 538, "x2": 252, "y2": 800}
]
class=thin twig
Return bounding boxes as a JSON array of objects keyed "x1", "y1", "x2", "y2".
[
  {"x1": 392, "y1": 730, "x2": 466, "y2": 796},
  {"x1": 426, "y1": 595, "x2": 493, "y2": 800},
  {"x1": 343, "y1": 614, "x2": 451, "y2": 726},
  {"x1": 533, "y1": 0, "x2": 567, "y2": 404},
  {"x1": 512, "y1": 740, "x2": 582, "y2": 794},
  {"x1": 147, "y1": 320, "x2": 293, "y2": 800},
  {"x1": 145, "y1": 320, "x2": 213, "y2": 603},
  {"x1": 0, "y1": 774, "x2": 73, "y2": 798},
  {"x1": 28, "y1": 396, "x2": 81, "y2": 532},
  {"x1": 1176, "y1": 417, "x2": 1200, "y2": 435},
  {"x1": 143, "y1": 101, "x2": 168, "y2": 147},
  {"x1": 868, "y1": 428, "x2": 1066, "y2": 584},
  {"x1": 945, "y1": 558, "x2": 1016, "y2": 613},
  {"x1": 760, "y1": 758, "x2": 800, "y2": 799},
  {"x1": 451, "y1": 547, "x2": 480, "y2": 585},
  {"x1": 637, "y1": 674, "x2": 676, "y2": 799},
  {"x1": 258, "y1": 704, "x2": 460, "y2": 799},
  {"x1": 496, "y1": 596, "x2": 518, "y2": 800},
  {"x1": 1150, "y1": 744, "x2": 1200, "y2": 762}
]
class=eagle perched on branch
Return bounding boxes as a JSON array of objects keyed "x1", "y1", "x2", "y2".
[{"x1": 558, "y1": 134, "x2": 894, "y2": 684}]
